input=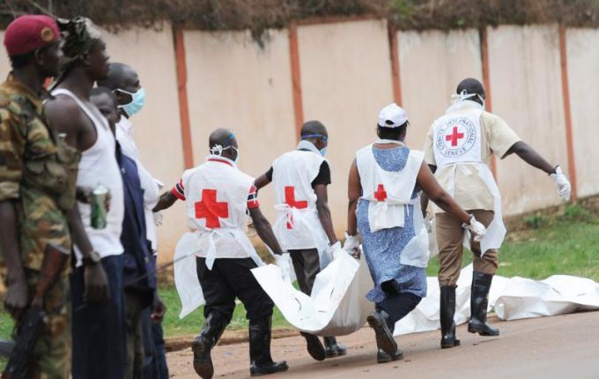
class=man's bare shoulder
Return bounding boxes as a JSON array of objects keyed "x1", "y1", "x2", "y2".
[{"x1": 44, "y1": 95, "x2": 87, "y2": 131}]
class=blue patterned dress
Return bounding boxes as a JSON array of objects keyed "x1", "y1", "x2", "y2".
[{"x1": 357, "y1": 145, "x2": 427, "y2": 304}]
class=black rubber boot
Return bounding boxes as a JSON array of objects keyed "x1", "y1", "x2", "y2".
[
  {"x1": 192, "y1": 313, "x2": 228, "y2": 379},
  {"x1": 468, "y1": 272, "x2": 500, "y2": 336},
  {"x1": 375, "y1": 322, "x2": 403, "y2": 364},
  {"x1": 323, "y1": 336, "x2": 347, "y2": 358},
  {"x1": 440, "y1": 286, "x2": 461, "y2": 349},
  {"x1": 249, "y1": 318, "x2": 289, "y2": 376},
  {"x1": 300, "y1": 332, "x2": 326, "y2": 361},
  {"x1": 366, "y1": 310, "x2": 398, "y2": 357},
  {"x1": 376, "y1": 348, "x2": 404, "y2": 364}
]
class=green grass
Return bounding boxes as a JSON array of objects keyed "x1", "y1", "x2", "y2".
[
  {"x1": 0, "y1": 311, "x2": 10, "y2": 370},
  {"x1": 159, "y1": 284, "x2": 292, "y2": 337},
  {"x1": 426, "y1": 220, "x2": 599, "y2": 281}
]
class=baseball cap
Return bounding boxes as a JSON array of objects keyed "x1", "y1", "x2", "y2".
[
  {"x1": 4, "y1": 15, "x2": 60, "y2": 56},
  {"x1": 377, "y1": 103, "x2": 408, "y2": 128}
]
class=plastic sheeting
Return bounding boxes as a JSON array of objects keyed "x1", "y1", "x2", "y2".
[
  {"x1": 251, "y1": 252, "x2": 374, "y2": 336},
  {"x1": 394, "y1": 263, "x2": 599, "y2": 336}
]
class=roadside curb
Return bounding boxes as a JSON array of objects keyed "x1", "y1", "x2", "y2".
[
  {"x1": 164, "y1": 316, "x2": 503, "y2": 353},
  {"x1": 165, "y1": 328, "x2": 300, "y2": 352}
]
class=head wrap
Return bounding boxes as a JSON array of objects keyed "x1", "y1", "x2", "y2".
[
  {"x1": 57, "y1": 16, "x2": 102, "y2": 70},
  {"x1": 4, "y1": 15, "x2": 60, "y2": 56}
]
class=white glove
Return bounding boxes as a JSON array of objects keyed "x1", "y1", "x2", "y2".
[
  {"x1": 550, "y1": 166, "x2": 571, "y2": 201},
  {"x1": 329, "y1": 241, "x2": 343, "y2": 260},
  {"x1": 275, "y1": 253, "x2": 291, "y2": 282},
  {"x1": 463, "y1": 216, "x2": 486, "y2": 243},
  {"x1": 424, "y1": 213, "x2": 433, "y2": 233},
  {"x1": 343, "y1": 233, "x2": 360, "y2": 258},
  {"x1": 153, "y1": 212, "x2": 163, "y2": 227}
]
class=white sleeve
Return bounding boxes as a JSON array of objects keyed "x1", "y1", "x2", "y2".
[{"x1": 137, "y1": 161, "x2": 160, "y2": 209}]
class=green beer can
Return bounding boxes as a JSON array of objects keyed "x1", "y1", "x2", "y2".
[{"x1": 91, "y1": 185, "x2": 109, "y2": 229}]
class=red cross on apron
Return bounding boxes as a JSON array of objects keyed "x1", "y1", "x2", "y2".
[
  {"x1": 374, "y1": 184, "x2": 387, "y2": 202},
  {"x1": 284, "y1": 186, "x2": 307, "y2": 229},
  {"x1": 445, "y1": 126, "x2": 465, "y2": 147},
  {"x1": 195, "y1": 189, "x2": 229, "y2": 228}
]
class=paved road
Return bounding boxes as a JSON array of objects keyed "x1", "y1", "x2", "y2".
[{"x1": 167, "y1": 311, "x2": 599, "y2": 379}]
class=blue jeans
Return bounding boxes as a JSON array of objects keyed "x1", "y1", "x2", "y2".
[{"x1": 71, "y1": 255, "x2": 126, "y2": 379}]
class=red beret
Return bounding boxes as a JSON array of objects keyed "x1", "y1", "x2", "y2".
[{"x1": 4, "y1": 15, "x2": 60, "y2": 56}]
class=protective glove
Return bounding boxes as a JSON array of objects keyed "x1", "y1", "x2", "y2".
[
  {"x1": 424, "y1": 212, "x2": 433, "y2": 233},
  {"x1": 153, "y1": 212, "x2": 163, "y2": 227},
  {"x1": 343, "y1": 233, "x2": 360, "y2": 258},
  {"x1": 550, "y1": 166, "x2": 571, "y2": 201},
  {"x1": 463, "y1": 215, "x2": 486, "y2": 243},
  {"x1": 329, "y1": 241, "x2": 343, "y2": 260},
  {"x1": 275, "y1": 252, "x2": 291, "y2": 283}
]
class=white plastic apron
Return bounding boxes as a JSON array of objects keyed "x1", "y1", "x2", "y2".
[
  {"x1": 432, "y1": 104, "x2": 506, "y2": 254},
  {"x1": 173, "y1": 228, "x2": 265, "y2": 319},
  {"x1": 439, "y1": 164, "x2": 505, "y2": 255},
  {"x1": 356, "y1": 140, "x2": 430, "y2": 267},
  {"x1": 272, "y1": 141, "x2": 331, "y2": 268},
  {"x1": 273, "y1": 204, "x2": 331, "y2": 268}
]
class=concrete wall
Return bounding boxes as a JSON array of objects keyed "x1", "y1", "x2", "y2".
[
  {"x1": 183, "y1": 29, "x2": 297, "y2": 227},
  {"x1": 487, "y1": 25, "x2": 568, "y2": 216},
  {"x1": 398, "y1": 29, "x2": 482, "y2": 149},
  {"x1": 0, "y1": 32, "x2": 8, "y2": 75},
  {"x1": 298, "y1": 20, "x2": 395, "y2": 229},
  {"x1": 566, "y1": 28, "x2": 599, "y2": 198}
]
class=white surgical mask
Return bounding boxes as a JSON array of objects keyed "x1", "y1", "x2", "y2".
[
  {"x1": 116, "y1": 87, "x2": 146, "y2": 117},
  {"x1": 210, "y1": 144, "x2": 239, "y2": 163}
]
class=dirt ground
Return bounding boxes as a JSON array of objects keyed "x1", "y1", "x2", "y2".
[{"x1": 166, "y1": 311, "x2": 599, "y2": 379}]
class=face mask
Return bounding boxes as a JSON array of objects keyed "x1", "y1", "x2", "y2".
[
  {"x1": 232, "y1": 146, "x2": 240, "y2": 163},
  {"x1": 477, "y1": 94, "x2": 486, "y2": 109},
  {"x1": 117, "y1": 87, "x2": 146, "y2": 117},
  {"x1": 319, "y1": 147, "x2": 327, "y2": 157},
  {"x1": 210, "y1": 144, "x2": 239, "y2": 163}
]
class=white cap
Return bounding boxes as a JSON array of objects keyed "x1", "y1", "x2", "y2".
[{"x1": 377, "y1": 103, "x2": 408, "y2": 128}]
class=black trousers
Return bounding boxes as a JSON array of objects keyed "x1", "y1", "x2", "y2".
[
  {"x1": 196, "y1": 257, "x2": 274, "y2": 323},
  {"x1": 288, "y1": 248, "x2": 320, "y2": 295}
]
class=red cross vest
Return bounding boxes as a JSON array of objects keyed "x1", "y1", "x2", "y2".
[
  {"x1": 431, "y1": 103, "x2": 506, "y2": 254},
  {"x1": 271, "y1": 148, "x2": 329, "y2": 253},
  {"x1": 356, "y1": 142, "x2": 424, "y2": 232},
  {"x1": 431, "y1": 108, "x2": 483, "y2": 167},
  {"x1": 180, "y1": 156, "x2": 261, "y2": 269}
]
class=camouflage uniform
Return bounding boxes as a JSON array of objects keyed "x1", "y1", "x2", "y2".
[{"x1": 0, "y1": 76, "x2": 80, "y2": 378}]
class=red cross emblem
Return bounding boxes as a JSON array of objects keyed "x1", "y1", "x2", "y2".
[
  {"x1": 284, "y1": 186, "x2": 308, "y2": 209},
  {"x1": 374, "y1": 184, "x2": 387, "y2": 202},
  {"x1": 445, "y1": 126, "x2": 465, "y2": 147},
  {"x1": 284, "y1": 186, "x2": 307, "y2": 230},
  {"x1": 194, "y1": 189, "x2": 229, "y2": 228}
]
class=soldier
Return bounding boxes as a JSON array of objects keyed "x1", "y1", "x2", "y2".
[{"x1": 0, "y1": 15, "x2": 107, "y2": 378}]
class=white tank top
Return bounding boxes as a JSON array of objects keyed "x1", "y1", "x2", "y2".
[{"x1": 52, "y1": 89, "x2": 124, "y2": 263}]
